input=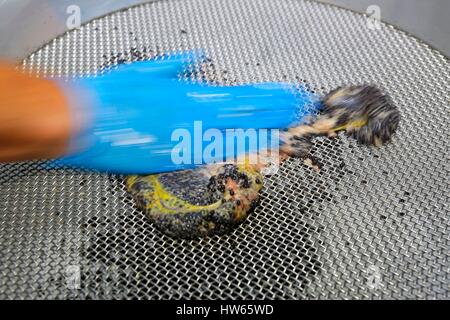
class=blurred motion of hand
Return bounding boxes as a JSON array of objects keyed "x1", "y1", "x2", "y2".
[
  {"x1": 0, "y1": 62, "x2": 72, "y2": 161},
  {"x1": 0, "y1": 50, "x2": 317, "y2": 174}
]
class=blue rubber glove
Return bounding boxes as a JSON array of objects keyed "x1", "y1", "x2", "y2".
[{"x1": 54, "y1": 50, "x2": 319, "y2": 174}]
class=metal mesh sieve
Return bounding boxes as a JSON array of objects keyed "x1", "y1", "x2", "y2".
[{"x1": 1, "y1": 0, "x2": 449, "y2": 299}]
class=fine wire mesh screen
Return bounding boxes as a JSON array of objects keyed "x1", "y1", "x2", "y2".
[{"x1": 0, "y1": 0, "x2": 449, "y2": 299}]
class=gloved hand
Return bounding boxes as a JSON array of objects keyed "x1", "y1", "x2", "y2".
[{"x1": 55, "y1": 50, "x2": 319, "y2": 174}]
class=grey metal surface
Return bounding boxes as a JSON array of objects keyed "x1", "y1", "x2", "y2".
[
  {"x1": 0, "y1": 0, "x2": 449, "y2": 299},
  {"x1": 0, "y1": 0, "x2": 152, "y2": 62},
  {"x1": 2, "y1": 0, "x2": 449, "y2": 62},
  {"x1": 318, "y1": 0, "x2": 450, "y2": 57}
]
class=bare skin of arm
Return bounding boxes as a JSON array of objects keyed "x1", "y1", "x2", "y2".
[{"x1": 0, "y1": 62, "x2": 72, "y2": 162}]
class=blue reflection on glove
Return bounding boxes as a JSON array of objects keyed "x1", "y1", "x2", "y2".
[{"x1": 55, "y1": 50, "x2": 319, "y2": 174}]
